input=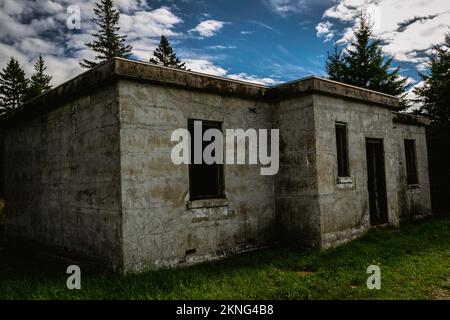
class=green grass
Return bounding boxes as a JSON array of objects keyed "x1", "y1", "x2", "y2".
[{"x1": 1, "y1": 218, "x2": 449, "y2": 300}]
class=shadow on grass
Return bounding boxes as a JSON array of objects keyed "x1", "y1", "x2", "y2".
[{"x1": 1, "y1": 217, "x2": 449, "y2": 299}]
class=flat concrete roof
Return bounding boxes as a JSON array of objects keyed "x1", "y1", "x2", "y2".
[
  {"x1": 0, "y1": 57, "x2": 401, "y2": 127},
  {"x1": 392, "y1": 112, "x2": 431, "y2": 126}
]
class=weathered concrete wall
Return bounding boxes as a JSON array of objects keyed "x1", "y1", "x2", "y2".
[
  {"x1": 313, "y1": 94, "x2": 400, "y2": 247},
  {"x1": 117, "y1": 80, "x2": 276, "y2": 271},
  {"x1": 1, "y1": 59, "x2": 433, "y2": 271},
  {"x1": 394, "y1": 123, "x2": 432, "y2": 221},
  {"x1": 4, "y1": 84, "x2": 123, "y2": 269},
  {"x1": 273, "y1": 95, "x2": 321, "y2": 247}
]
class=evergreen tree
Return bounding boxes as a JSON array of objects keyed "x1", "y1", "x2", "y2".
[
  {"x1": 0, "y1": 57, "x2": 29, "y2": 114},
  {"x1": 149, "y1": 36, "x2": 187, "y2": 70},
  {"x1": 80, "y1": 0, "x2": 132, "y2": 69},
  {"x1": 414, "y1": 31, "x2": 450, "y2": 124},
  {"x1": 326, "y1": 14, "x2": 408, "y2": 108},
  {"x1": 414, "y1": 30, "x2": 450, "y2": 215},
  {"x1": 26, "y1": 55, "x2": 52, "y2": 100}
]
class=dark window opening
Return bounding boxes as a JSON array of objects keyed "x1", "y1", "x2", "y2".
[
  {"x1": 404, "y1": 140, "x2": 418, "y2": 185},
  {"x1": 336, "y1": 123, "x2": 350, "y2": 177},
  {"x1": 188, "y1": 119, "x2": 224, "y2": 201}
]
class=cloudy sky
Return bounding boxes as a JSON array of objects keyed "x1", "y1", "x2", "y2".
[{"x1": 0, "y1": 0, "x2": 449, "y2": 94}]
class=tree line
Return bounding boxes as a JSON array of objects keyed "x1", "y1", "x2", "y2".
[
  {"x1": 0, "y1": 55, "x2": 52, "y2": 114},
  {"x1": 0, "y1": 0, "x2": 449, "y2": 130}
]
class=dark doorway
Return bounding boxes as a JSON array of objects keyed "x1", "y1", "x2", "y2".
[
  {"x1": 426, "y1": 126, "x2": 450, "y2": 216},
  {"x1": 366, "y1": 138, "x2": 388, "y2": 225},
  {"x1": 0, "y1": 135, "x2": 4, "y2": 199}
]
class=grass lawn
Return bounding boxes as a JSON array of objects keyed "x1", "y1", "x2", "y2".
[{"x1": 1, "y1": 217, "x2": 449, "y2": 300}]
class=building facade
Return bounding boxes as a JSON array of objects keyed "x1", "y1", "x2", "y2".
[{"x1": 1, "y1": 58, "x2": 432, "y2": 271}]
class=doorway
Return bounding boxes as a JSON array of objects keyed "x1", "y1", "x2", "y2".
[{"x1": 366, "y1": 138, "x2": 388, "y2": 225}]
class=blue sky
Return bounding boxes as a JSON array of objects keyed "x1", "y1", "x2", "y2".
[
  {"x1": 157, "y1": 0, "x2": 335, "y2": 82},
  {"x1": 1, "y1": 0, "x2": 449, "y2": 96}
]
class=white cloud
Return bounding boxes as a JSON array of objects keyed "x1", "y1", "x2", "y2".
[
  {"x1": 266, "y1": 0, "x2": 306, "y2": 15},
  {"x1": 18, "y1": 38, "x2": 63, "y2": 56},
  {"x1": 335, "y1": 26, "x2": 354, "y2": 45},
  {"x1": 316, "y1": 21, "x2": 334, "y2": 42},
  {"x1": 44, "y1": 55, "x2": 81, "y2": 86},
  {"x1": 30, "y1": 17, "x2": 58, "y2": 34},
  {"x1": 120, "y1": 7, "x2": 183, "y2": 39},
  {"x1": 183, "y1": 58, "x2": 279, "y2": 86},
  {"x1": 1, "y1": 0, "x2": 26, "y2": 15},
  {"x1": 115, "y1": 0, "x2": 147, "y2": 13},
  {"x1": 403, "y1": 76, "x2": 417, "y2": 87},
  {"x1": 0, "y1": 43, "x2": 31, "y2": 73},
  {"x1": 185, "y1": 59, "x2": 228, "y2": 76},
  {"x1": 36, "y1": 0, "x2": 65, "y2": 15},
  {"x1": 250, "y1": 21, "x2": 282, "y2": 35},
  {"x1": 228, "y1": 73, "x2": 280, "y2": 85},
  {"x1": 406, "y1": 80, "x2": 426, "y2": 112},
  {"x1": 128, "y1": 38, "x2": 160, "y2": 61},
  {"x1": 207, "y1": 45, "x2": 237, "y2": 50},
  {"x1": 319, "y1": 0, "x2": 450, "y2": 69},
  {"x1": 0, "y1": 11, "x2": 35, "y2": 39},
  {"x1": 190, "y1": 20, "x2": 228, "y2": 38},
  {"x1": 382, "y1": 13, "x2": 450, "y2": 59},
  {"x1": 417, "y1": 61, "x2": 430, "y2": 72},
  {"x1": 322, "y1": 0, "x2": 359, "y2": 22}
]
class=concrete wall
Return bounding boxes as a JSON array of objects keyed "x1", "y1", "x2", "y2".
[
  {"x1": 4, "y1": 84, "x2": 123, "y2": 269},
  {"x1": 117, "y1": 80, "x2": 276, "y2": 271},
  {"x1": 273, "y1": 95, "x2": 321, "y2": 247},
  {"x1": 394, "y1": 123, "x2": 432, "y2": 221},
  {"x1": 313, "y1": 94, "x2": 400, "y2": 247}
]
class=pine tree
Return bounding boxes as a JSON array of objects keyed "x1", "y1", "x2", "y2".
[
  {"x1": 80, "y1": 0, "x2": 132, "y2": 69},
  {"x1": 414, "y1": 31, "x2": 450, "y2": 124},
  {"x1": 0, "y1": 57, "x2": 29, "y2": 114},
  {"x1": 326, "y1": 14, "x2": 408, "y2": 108},
  {"x1": 26, "y1": 55, "x2": 52, "y2": 100},
  {"x1": 414, "y1": 30, "x2": 450, "y2": 214},
  {"x1": 149, "y1": 36, "x2": 187, "y2": 70}
]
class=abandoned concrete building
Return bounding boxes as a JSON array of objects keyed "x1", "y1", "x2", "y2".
[{"x1": 0, "y1": 58, "x2": 432, "y2": 271}]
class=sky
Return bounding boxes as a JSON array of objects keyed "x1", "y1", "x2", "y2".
[{"x1": 0, "y1": 0, "x2": 449, "y2": 97}]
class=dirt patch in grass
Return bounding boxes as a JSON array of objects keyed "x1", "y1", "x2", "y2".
[{"x1": 297, "y1": 271, "x2": 315, "y2": 278}]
